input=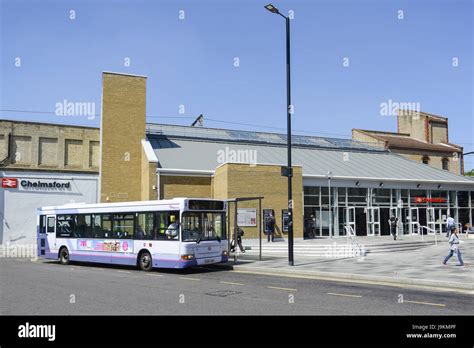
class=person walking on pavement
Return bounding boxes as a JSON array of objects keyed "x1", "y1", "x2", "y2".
[
  {"x1": 388, "y1": 214, "x2": 398, "y2": 240},
  {"x1": 446, "y1": 214, "x2": 455, "y2": 238},
  {"x1": 443, "y1": 228, "x2": 464, "y2": 266},
  {"x1": 308, "y1": 214, "x2": 316, "y2": 239},
  {"x1": 230, "y1": 227, "x2": 245, "y2": 253},
  {"x1": 267, "y1": 213, "x2": 275, "y2": 242}
]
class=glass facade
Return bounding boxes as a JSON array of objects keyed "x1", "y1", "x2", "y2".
[{"x1": 303, "y1": 186, "x2": 473, "y2": 238}]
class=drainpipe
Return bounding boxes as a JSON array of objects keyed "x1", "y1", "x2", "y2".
[
  {"x1": 156, "y1": 170, "x2": 161, "y2": 200},
  {"x1": 0, "y1": 133, "x2": 12, "y2": 166}
]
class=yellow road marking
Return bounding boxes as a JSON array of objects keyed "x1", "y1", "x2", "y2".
[
  {"x1": 180, "y1": 277, "x2": 200, "y2": 281},
  {"x1": 147, "y1": 273, "x2": 163, "y2": 277},
  {"x1": 232, "y1": 269, "x2": 474, "y2": 296},
  {"x1": 403, "y1": 300, "x2": 446, "y2": 307},
  {"x1": 327, "y1": 292, "x2": 362, "y2": 298},
  {"x1": 220, "y1": 281, "x2": 244, "y2": 286},
  {"x1": 267, "y1": 286, "x2": 297, "y2": 292}
]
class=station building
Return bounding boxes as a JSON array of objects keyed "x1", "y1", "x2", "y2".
[{"x1": 1, "y1": 71, "x2": 474, "y2": 244}]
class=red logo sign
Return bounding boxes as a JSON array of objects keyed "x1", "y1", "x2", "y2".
[
  {"x1": 2, "y1": 178, "x2": 18, "y2": 189},
  {"x1": 414, "y1": 197, "x2": 446, "y2": 203}
]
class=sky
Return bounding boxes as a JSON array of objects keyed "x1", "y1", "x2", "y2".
[{"x1": 1, "y1": 0, "x2": 473, "y2": 170}]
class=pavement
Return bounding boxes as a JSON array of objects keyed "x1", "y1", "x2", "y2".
[
  {"x1": 229, "y1": 234, "x2": 474, "y2": 293},
  {"x1": 1, "y1": 257, "x2": 473, "y2": 315}
]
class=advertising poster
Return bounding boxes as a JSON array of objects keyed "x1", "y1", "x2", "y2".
[
  {"x1": 237, "y1": 208, "x2": 257, "y2": 227},
  {"x1": 77, "y1": 240, "x2": 133, "y2": 253}
]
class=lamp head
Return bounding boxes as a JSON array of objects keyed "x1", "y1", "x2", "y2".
[{"x1": 264, "y1": 4, "x2": 279, "y2": 14}]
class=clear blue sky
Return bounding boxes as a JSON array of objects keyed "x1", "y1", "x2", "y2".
[{"x1": 1, "y1": 0, "x2": 473, "y2": 170}]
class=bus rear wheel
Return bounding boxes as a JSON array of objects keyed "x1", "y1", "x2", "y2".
[
  {"x1": 59, "y1": 247, "x2": 70, "y2": 265},
  {"x1": 138, "y1": 251, "x2": 152, "y2": 271}
]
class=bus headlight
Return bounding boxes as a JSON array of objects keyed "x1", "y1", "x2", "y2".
[
  {"x1": 222, "y1": 250, "x2": 228, "y2": 257},
  {"x1": 181, "y1": 254, "x2": 195, "y2": 260}
]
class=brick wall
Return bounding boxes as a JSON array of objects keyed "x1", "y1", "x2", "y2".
[{"x1": 100, "y1": 72, "x2": 147, "y2": 202}]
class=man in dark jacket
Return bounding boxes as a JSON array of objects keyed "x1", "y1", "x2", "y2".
[
  {"x1": 388, "y1": 214, "x2": 398, "y2": 240},
  {"x1": 267, "y1": 213, "x2": 275, "y2": 242}
]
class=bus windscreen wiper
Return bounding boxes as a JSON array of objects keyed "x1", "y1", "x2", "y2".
[{"x1": 196, "y1": 229, "x2": 204, "y2": 244}]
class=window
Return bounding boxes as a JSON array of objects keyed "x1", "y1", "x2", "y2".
[
  {"x1": 112, "y1": 214, "x2": 134, "y2": 239},
  {"x1": 458, "y1": 191, "x2": 469, "y2": 207},
  {"x1": 47, "y1": 216, "x2": 55, "y2": 233},
  {"x1": 422, "y1": 156, "x2": 430, "y2": 164},
  {"x1": 338, "y1": 188, "x2": 347, "y2": 205},
  {"x1": 155, "y1": 211, "x2": 180, "y2": 240},
  {"x1": 56, "y1": 215, "x2": 75, "y2": 238},
  {"x1": 372, "y1": 189, "x2": 391, "y2": 204},
  {"x1": 102, "y1": 214, "x2": 112, "y2": 238},
  {"x1": 76, "y1": 215, "x2": 93, "y2": 238},
  {"x1": 136, "y1": 212, "x2": 155, "y2": 239},
  {"x1": 304, "y1": 186, "x2": 320, "y2": 206},
  {"x1": 92, "y1": 215, "x2": 104, "y2": 238},
  {"x1": 39, "y1": 215, "x2": 46, "y2": 234},
  {"x1": 181, "y1": 212, "x2": 225, "y2": 242},
  {"x1": 442, "y1": 158, "x2": 449, "y2": 171},
  {"x1": 348, "y1": 188, "x2": 367, "y2": 205}
]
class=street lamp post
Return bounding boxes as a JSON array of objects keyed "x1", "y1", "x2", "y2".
[
  {"x1": 264, "y1": 3, "x2": 294, "y2": 266},
  {"x1": 327, "y1": 171, "x2": 333, "y2": 238}
]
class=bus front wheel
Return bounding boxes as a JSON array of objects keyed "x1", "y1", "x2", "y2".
[
  {"x1": 138, "y1": 251, "x2": 152, "y2": 271},
  {"x1": 59, "y1": 247, "x2": 70, "y2": 265}
]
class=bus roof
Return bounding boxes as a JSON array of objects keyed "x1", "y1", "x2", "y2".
[{"x1": 37, "y1": 198, "x2": 224, "y2": 213}]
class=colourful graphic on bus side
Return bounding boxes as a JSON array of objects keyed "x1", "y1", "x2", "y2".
[{"x1": 77, "y1": 239, "x2": 133, "y2": 253}]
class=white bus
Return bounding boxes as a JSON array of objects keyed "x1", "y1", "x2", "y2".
[{"x1": 37, "y1": 198, "x2": 228, "y2": 270}]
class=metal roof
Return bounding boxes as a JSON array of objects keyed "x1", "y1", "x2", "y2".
[
  {"x1": 148, "y1": 124, "x2": 474, "y2": 185},
  {"x1": 146, "y1": 123, "x2": 383, "y2": 151}
]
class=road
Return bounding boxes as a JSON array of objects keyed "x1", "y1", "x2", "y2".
[{"x1": 0, "y1": 258, "x2": 472, "y2": 315}]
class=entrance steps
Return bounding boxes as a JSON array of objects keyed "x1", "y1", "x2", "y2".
[{"x1": 241, "y1": 238, "x2": 438, "y2": 258}]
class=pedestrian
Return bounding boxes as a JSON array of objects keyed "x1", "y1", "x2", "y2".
[
  {"x1": 230, "y1": 227, "x2": 245, "y2": 253},
  {"x1": 308, "y1": 214, "x2": 316, "y2": 238},
  {"x1": 267, "y1": 213, "x2": 275, "y2": 242},
  {"x1": 446, "y1": 214, "x2": 455, "y2": 238},
  {"x1": 442, "y1": 228, "x2": 464, "y2": 266},
  {"x1": 388, "y1": 214, "x2": 398, "y2": 240}
]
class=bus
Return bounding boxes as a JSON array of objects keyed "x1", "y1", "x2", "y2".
[{"x1": 37, "y1": 198, "x2": 228, "y2": 270}]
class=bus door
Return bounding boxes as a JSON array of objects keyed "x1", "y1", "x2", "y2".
[{"x1": 39, "y1": 215, "x2": 56, "y2": 256}]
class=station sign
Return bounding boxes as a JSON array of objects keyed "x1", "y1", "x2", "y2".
[
  {"x1": 1, "y1": 177, "x2": 72, "y2": 191},
  {"x1": 413, "y1": 197, "x2": 446, "y2": 203}
]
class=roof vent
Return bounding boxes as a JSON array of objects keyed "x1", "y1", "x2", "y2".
[{"x1": 191, "y1": 114, "x2": 204, "y2": 127}]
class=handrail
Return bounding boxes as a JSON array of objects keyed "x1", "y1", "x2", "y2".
[
  {"x1": 415, "y1": 222, "x2": 438, "y2": 246},
  {"x1": 344, "y1": 225, "x2": 364, "y2": 257}
]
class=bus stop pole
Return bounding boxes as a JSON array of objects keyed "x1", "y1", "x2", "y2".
[
  {"x1": 234, "y1": 200, "x2": 238, "y2": 264},
  {"x1": 259, "y1": 198, "x2": 262, "y2": 261}
]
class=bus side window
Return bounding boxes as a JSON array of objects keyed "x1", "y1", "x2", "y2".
[
  {"x1": 93, "y1": 215, "x2": 103, "y2": 238},
  {"x1": 136, "y1": 212, "x2": 154, "y2": 240},
  {"x1": 155, "y1": 211, "x2": 179, "y2": 240},
  {"x1": 39, "y1": 215, "x2": 46, "y2": 234},
  {"x1": 102, "y1": 214, "x2": 112, "y2": 238},
  {"x1": 47, "y1": 216, "x2": 55, "y2": 233}
]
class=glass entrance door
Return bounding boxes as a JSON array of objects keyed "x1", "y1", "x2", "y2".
[
  {"x1": 427, "y1": 208, "x2": 436, "y2": 234},
  {"x1": 389, "y1": 207, "x2": 399, "y2": 236},
  {"x1": 410, "y1": 208, "x2": 419, "y2": 234},
  {"x1": 344, "y1": 207, "x2": 356, "y2": 235},
  {"x1": 367, "y1": 207, "x2": 380, "y2": 236}
]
